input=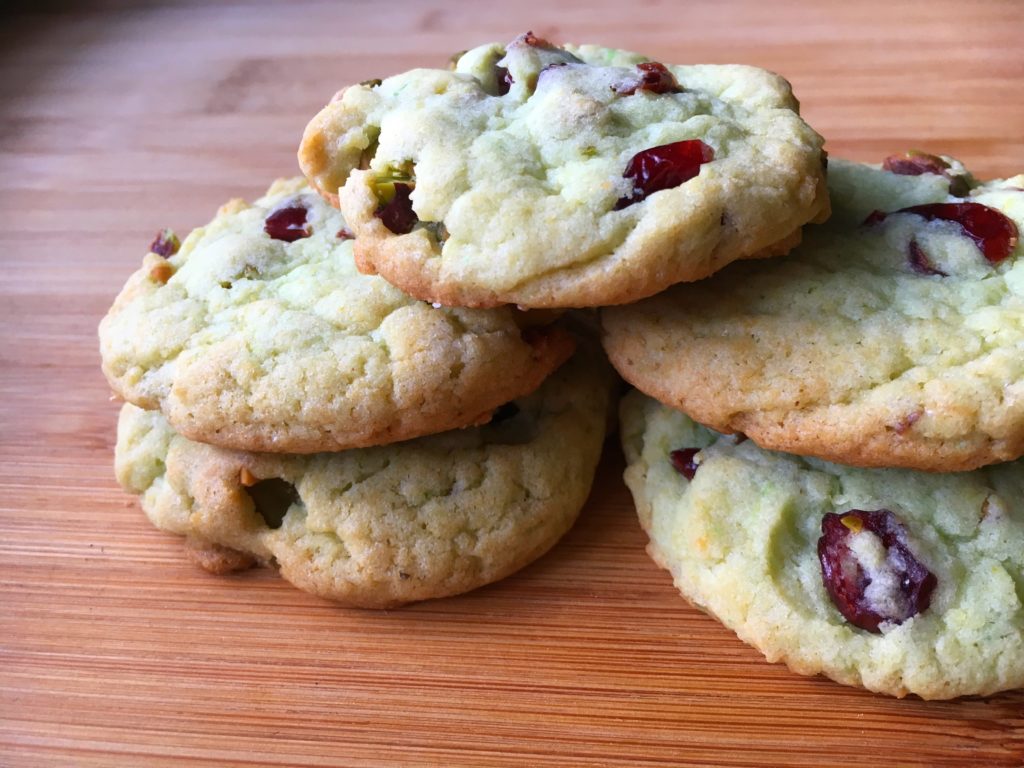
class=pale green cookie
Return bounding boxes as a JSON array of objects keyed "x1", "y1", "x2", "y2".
[
  {"x1": 300, "y1": 33, "x2": 828, "y2": 308},
  {"x1": 604, "y1": 158, "x2": 1024, "y2": 471},
  {"x1": 116, "y1": 350, "x2": 612, "y2": 608},
  {"x1": 621, "y1": 390, "x2": 1024, "y2": 699},
  {"x1": 99, "y1": 178, "x2": 573, "y2": 453}
]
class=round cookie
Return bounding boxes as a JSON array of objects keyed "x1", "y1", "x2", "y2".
[
  {"x1": 115, "y1": 349, "x2": 612, "y2": 608},
  {"x1": 299, "y1": 33, "x2": 828, "y2": 309},
  {"x1": 99, "y1": 177, "x2": 573, "y2": 453},
  {"x1": 620, "y1": 390, "x2": 1024, "y2": 699},
  {"x1": 604, "y1": 157, "x2": 1024, "y2": 471}
]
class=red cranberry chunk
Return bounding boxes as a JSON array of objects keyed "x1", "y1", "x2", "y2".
[
  {"x1": 264, "y1": 204, "x2": 311, "y2": 243},
  {"x1": 520, "y1": 30, "x2": 555, "y2": 48},
  {"x1": 615, "y1": 139, "x2": 714, "y2": 210},
  {"x1": 866, "y1": 203, "x2": 1018, "y2": 264},
  {"x1": 669, "y1": 448, "x2": 700, "y2": 480},
  {"x1": 817, "y1": 509, "x2": 937, "y2": 633},
  {"x1": 907, "y1": 239, "x2": 947, "y2": 276},
  {"x1": 616, "y1": 62, "x2": 683, "y2": 96},
  {"x1": 902, "y1": 203, "x2": 1018, "y2": 263},
  {"x1": 336, "y1": 227, "x2": 355, "y2": 240},
  {"x1": 883, "y1": 152, "x2": 970, "y2": 196},
  {"x1": 863, "y1": 209, "x2": 887, "y2": 226},
  {"x1": 150, "y1": 228, "x2": 180, "y2": 257},
  {"x1": 882, "y1": 152, "x2": 950, "y2": 177},
  {"x1": 375, "y1": 182, "x2": 417, "y2": 235}
]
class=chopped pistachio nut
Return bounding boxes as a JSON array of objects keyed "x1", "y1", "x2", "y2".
[
  {"x1": 447, "y1": 50, "x2": 468, "y2": 70},
  {"x1": 358, "y1": 136, "x2": 380, "y2": 171},
  {"x1": 840, "y1": 514, "x2": 864, "y2": 534},
  {"x1": 372, "y1": 167, "x2": 415, "y2": 205},
  {"x1": 422, "y1": 221, "x2": 450, "y2": 244}
]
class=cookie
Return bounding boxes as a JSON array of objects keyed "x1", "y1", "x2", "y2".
[
  {"x1": 115, "y1": 349, "x2": 612, "y2": 608},
  {"x1": 299, "y1": 33, "x2": 829, "y2": 309},
  {"x1": 604, "y1": 157, "x2": 1024, "y2": 471},
  {"x1": 99, "y1": 178, "x2": 573, "y2": 453},
  {"x1": 620, "y1": 390, "x2": 1024, "y2": 699}
]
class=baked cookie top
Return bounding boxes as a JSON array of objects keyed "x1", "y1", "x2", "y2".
[
  {"x1": 604, "y1": 157, "x2": 1024, "y2": 471},
  {"x1": 115, "y1": 349, "x2": 612, "y2": 608},
  {"x1": 621, "y1": 390, "x2": 1024, "y2": 699},
  {"x1": 299, "y1": 33, "x2": 828, "y2": 308},
  {"x1": 99, "y1": 178, "x2": 573, "y2": 453}
]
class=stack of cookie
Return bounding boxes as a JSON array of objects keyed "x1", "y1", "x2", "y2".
[
  {"x1": 101, "y1": 177, "x2": 613, "y2": 608},
  {"x1": 607, "y1": 158, "x2": 1024, "y2": 698},
  {"x1": 102, "y1": 32, "x2": 1023, "y2": 697}
]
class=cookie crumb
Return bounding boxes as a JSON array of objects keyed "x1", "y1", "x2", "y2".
[{"x1": 184, "y1": 538, "x2": 256, "y2": 574}]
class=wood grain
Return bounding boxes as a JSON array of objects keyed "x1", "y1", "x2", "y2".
[{"x1": 2, "y1": 1, "x2": 1023, "y2": 765}]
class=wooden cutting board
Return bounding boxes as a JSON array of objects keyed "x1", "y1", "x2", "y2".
[{"x1": 2, "y1": 1, "x2": 1022, "y2": 765}]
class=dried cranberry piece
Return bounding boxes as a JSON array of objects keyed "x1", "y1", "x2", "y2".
[
  {"x1": 615, "y1": 140, "x2": 714, "y2": 210},
  {"x1": 520, "y1": 30, "x2": 554, "y2": 48},
  {"x1": 669, "y1": 448, "x2": 700, "y2": 480},
  {"x1": 866, "y1": 202, "x2": 1018, "y2": 264},
  {"x1": 905, "y1": 203, "x2": 1018, "y2": 262},
  {"x1": 883, "y1": 152, "x2": 970, "y2": 196},
  {"x1": 907, "y1": 239, "x2": 947, "y2": 276},
  {"x1": 891, "y1": 409, "x2": 923, "y2": 435},
  {"x1": 863, "y1": 209, "x2": 887, "y2": 226},
  {"x1": 817, "y1": 509, "x2": 937, "y2": 633},
  {"x1": 264, "y1": 204, "x2": 311, "y2": 243},
  {"x1": 615, "y1": 62, "x2": 683, "y2": 96},
  {"x1": 375, "y1": 182, "x2": 417, "y2": 235},
  {"x1": 495, "y1": 65, "x2": 513, "y2": 95},
  {"x1": 336, "y1": 227, "x2": 355, "y2": 240},
  {"x1": 883, "y1": 152, "x2": 950, "y2": 177},
  {"x1": 150, "y1": 228, "x2": 180, "y2": 257}
]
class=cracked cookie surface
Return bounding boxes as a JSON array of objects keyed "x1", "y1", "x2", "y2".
[
  {"x1": 604, "y1": 159, "x2": 1024, "y2": 471},
  {"x1": 621, "y1": 390, "x2": 1024, "y2": 699},
  {"x1": 99, "y1": 178, "x2": 573, "y2": 453},
  {"x1": 115, "y1": 349, "x2": 612, "y2": 607},
  {"x1": 300, "y1": 35, "x2": 828, "y2": 308}
]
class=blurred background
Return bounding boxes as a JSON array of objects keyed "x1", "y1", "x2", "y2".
[{"x1": 3, "y1": 0, "x2": 1021, "y2": 235}]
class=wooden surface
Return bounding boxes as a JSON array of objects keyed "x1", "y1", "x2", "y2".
[{"x1": 2, "y1": 1, "x2": 1023, "y2": 765}]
